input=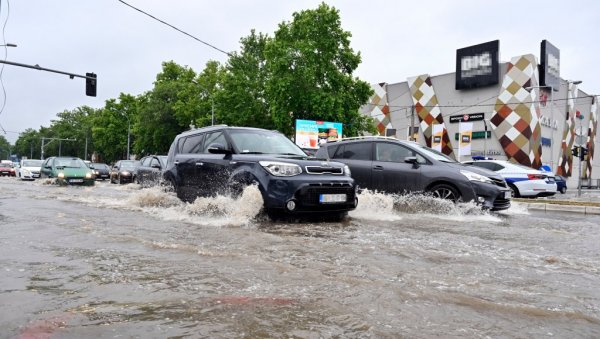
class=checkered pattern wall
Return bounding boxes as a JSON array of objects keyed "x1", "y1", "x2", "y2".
[
  {"x1": 407, "y1": 75, "x2": 455, "y2": 158},
  {"x1": 557, "y1": 83, "x2": 579, "y2": 177},
  {"x1": 583, "y1": 96, "x2": 598, "y2": 179},
  {"x1": 365, "y1": 83, "x2": 393, "y2": 135},
  {"x1": 490, "y1": 54, "x2": 543, "y2": 169}
]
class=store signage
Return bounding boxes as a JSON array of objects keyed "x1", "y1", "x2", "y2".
[
  {"x1": 456, "y1": 40, "x2": 499, "y2": 90},
  {"x1": 449, "y1": 113, "x2": 485, "y2": 123},
  {"x1": 541, "y1": 137, "x2": 552, "y2": 147},
  {"x1": 540, "y1": 40, "x2": 560, "y2": 90},
  {"x1": 540, "y1": 115, "x2": 558, "y2": 130},
  {"x1": 454, "y1": 131, "x2": 491, "y2": 140},
  {"x1": 472, "y1": 149, "x2": 502, "y2": 156}
]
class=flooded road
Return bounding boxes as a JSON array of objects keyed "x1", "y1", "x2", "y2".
[{"x1": 1, "y1": 177, "x2": 599, "y2": 338}]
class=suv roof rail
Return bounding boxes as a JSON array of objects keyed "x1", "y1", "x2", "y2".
[{"x1": 327, "y1": 135, "x2": 400, "y2": 143}]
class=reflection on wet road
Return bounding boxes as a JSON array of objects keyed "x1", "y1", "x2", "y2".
[{"x1": 1, "y1": 177, "x2": 599, "y2": 338}]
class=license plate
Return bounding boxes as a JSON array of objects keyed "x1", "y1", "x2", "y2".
[
  {"x1": 319, "y1": 194, "x2": 347, "y2": 204},
  {"x1": 69, "y1": 179, "x2": 84, "y2": 183},
  {"x1": 504, "y1": 191, "x2": 511, "y2": 199}
]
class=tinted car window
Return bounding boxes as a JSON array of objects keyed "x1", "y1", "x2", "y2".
[
  {"x1": 181, "y1": 134, "x2": 204, "y2": 154},
  {"x1": 334, "y1": 142, "x2": 371, "y2": 160},
  {"x1": 150, "y1": 158, "x2": 160, "y2": 167},
  {"x1": 202, "y1": 131, "x2": 227, "y2": 153},
  {"x1": 376, "y1": 142, "x2": 414, "y2": 162},
  {"x1": 228, "y1": 129, "x2": 305, "y2": 155},
  {"x1": 327, "y1": 145, "x2": 338, "y2": 158}
]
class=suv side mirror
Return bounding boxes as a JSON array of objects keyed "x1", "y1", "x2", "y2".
[
  {"x1": 404, "y1": 156, "x2": 419, "y2": 164},
  {"x1": 151, "y1": 163, "x2": 161, "y2": 169},
  {"x1": 208, "y1": 143, "x2": 231, "y2": 154}
]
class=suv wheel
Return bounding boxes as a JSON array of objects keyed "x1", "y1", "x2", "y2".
[{"x1": 429, "y1": 184, "x2": 460, "y2": 202}]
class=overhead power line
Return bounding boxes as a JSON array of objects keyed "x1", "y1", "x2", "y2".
[{"x1": 117, "y1": 0, "x2": 232, "y2": 57}]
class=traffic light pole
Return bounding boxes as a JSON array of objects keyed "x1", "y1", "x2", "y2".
[{"x1": 0, "y1": 59, "x2": 96, "y2": 96}]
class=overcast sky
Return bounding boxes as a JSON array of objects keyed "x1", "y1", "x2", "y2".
[{"x1": 1, "y1": 0, "x2": 599, "y2": 144}]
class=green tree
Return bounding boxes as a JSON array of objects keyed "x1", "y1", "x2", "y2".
[
  {"x1": 93, "y1": 93, "x2": 138, "y2": 163},
  {"x1": 0, "y1": 134, "x2": 11, "y2": 160},
  {"x1": 215, "y1": 30, "x2": 274, "y2": 129},
  {"x1": 13, "y1": 128, "x2": 41, "y2": 159},
  {"x1": 48, "y1": 106, "x2": 97, "y2": 159},
  {"x1": 265, "y1": 3, "x2": 375, "y2": 137},
  {"x1": 134, "y1": 61, "x2": 193, "y2": 155},
  {"x1": 173, "y1": 60, "x2": 225, "y2": 129}
]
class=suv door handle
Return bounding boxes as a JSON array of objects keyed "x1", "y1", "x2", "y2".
[
  {"x1": 174, "y1": 161, "x2": 179, "y2": 165},
  {"x1": 195, "y1": 162, "x2": 204, "y2": 166},
  {"x1": 373, "y1": 165, "x2": 384, "y2": 171}
]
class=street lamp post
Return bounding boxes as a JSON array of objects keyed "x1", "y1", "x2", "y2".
[{"x1": 125, "y1": 115, "x2": 131, "y2": 160}]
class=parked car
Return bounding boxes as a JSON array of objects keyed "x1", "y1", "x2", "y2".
[
  {"x1": 90, "y1": 163, "x2": 111, "y2": 180},
  {"x1": 110, "y1": 160, "x2": 140, "y2": 184},
  {"x1": 554, "y1": 174, "x2": 567, "y2": 194},
  {"x1": 17, "y1": 159, "x2": 43, "y2": 180},
  {"x1": 462, "y1": 159, "x2": 557, "y2": 198},
  {"x1": 39, "y1": 156, "x2": 95, "y2": 186},
  {"x1": 163, "y1": 125, "x2": 357, "y2": 219},
  {"x1": 0, "y1": 161, "x2": 16, "y2": 177},
  {"x1": 135, "y1": 155, "x2": 167, "y2": 188},
  {"x1": 315, "y1": 136, "x2": 511, "y2": 211}
]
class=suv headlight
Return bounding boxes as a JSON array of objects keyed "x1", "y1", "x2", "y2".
[
  {"x1": 57, "y1": 172, "x2": 65, "y2": 179},
  {"x1": 259, "y1": 161, "x2": 302, "y2": 176},
  {"x1": 344, "y1": 165, "x2": 351, "y2": 176},
  {"x1": 22, "y1": 169, "x2": 31, "y2": 175},
  {"x1": 460, "y1": 170, "x2": 493, "y2": 184}
]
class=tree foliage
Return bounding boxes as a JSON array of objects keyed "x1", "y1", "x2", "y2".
[
  {"x1": 215, "y1": 30, "x2": 274, "y2": 130},
  {"x1": 265, "y1": 3, "x2": 374, "y2": 136}
]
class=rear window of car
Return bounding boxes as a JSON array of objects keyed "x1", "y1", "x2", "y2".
[
  {"x1": 333, "y1": 142, "x2": 371, "y2": 160},
  {"x1": 180, "y1": 134, "x2": 204, "y2": 154}
]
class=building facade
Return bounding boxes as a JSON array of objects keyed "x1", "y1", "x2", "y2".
[{"x1": 362, "y1": 40, "x2": 599, "y2": 189}]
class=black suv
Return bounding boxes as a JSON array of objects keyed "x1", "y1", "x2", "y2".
[
  {"x1": 315, "y1": 136, "x2": 511, "y2": 211},
  {"x1": 163, "y1": 126, "x2": 358, "y2": 219}
]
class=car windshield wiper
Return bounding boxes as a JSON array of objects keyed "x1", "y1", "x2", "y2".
[
  {"x1": 276, "y1": 153, "x2": 305, "y2": 156},
  {"x1": 239, "y1": 151, "x2": 265, "y2": 154}
]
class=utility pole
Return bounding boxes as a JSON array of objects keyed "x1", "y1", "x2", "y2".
[{"x1": 410, "y1": 105, "x2": 415, "y2": 141}]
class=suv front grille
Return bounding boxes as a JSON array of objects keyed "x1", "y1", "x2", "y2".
[{"x1": 305, "y1": 166, "x2": 344, "y2": 175}]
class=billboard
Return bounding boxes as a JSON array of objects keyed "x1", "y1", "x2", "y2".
[
  {"x1": 540, "y1": 40, "x2": 560, "y2": 90},
  {"x1": 455, "y1": 40, "x2": 500, "y2": 90},
  {"x1": 295, "y1": 119, "x2": 343, "y2": 149}
]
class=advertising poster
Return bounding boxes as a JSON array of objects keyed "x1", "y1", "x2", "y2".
[
  {"x1": 295, "y1": 119, "x2": 343, "y2": 149},
  {"x1": 459, "y1": 122, "x2": 473, "y2": 157},
  {"x1": 431, "y1": 124, "x2": 444, "y2": 152}
]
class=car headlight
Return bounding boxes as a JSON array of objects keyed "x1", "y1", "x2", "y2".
[
  {"x1": 259, "y1": 161, "x2": 302, "y2": 176},
  {"x1": 122, "y1": 171, "x2": 130, "y2": 176},
  {"x1": 23, "y1": 169, "x2": 31, "y2": 175},
  {"x1": 57, "y1": 172, "x2": 65, "y2": 179},
  {"x1": 460, "y1": 170, "x2": 493, "y2": 184},
  {"x1": 94, "y1": 170, "x2": 99, "y2": 175},
  {"x1": 85, "y1": 172, "x2": 93, "y2": 179},
  {"x1": 344, "y1": 165, "x2": 351, "y2": 176}
]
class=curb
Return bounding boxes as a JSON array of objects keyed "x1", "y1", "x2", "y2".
[{"x1": 523, "y1": 203, "x2": 600, "y2": 215}]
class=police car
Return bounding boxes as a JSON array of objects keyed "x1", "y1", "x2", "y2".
[{"x1": 463, "y1": 157, "x2": 557, "y2": 198}]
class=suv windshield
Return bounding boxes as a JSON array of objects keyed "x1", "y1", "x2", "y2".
[
  {"x1": 228, "y1": 129, "x2": 306, "y2": 156},
  {"x1": 411, "y1": 143, "x2": 456, "y2": 163}
]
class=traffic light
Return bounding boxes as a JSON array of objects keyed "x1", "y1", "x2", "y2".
[
  {"x1": 572, "y1": 146, "x2": 579, "y2": 157},
  {"x1": 580, "y1": 147, "x2": 588, "y2": 161},
  {"x1": 85, "y1": 72, "x2": 97, "y2": 97}
]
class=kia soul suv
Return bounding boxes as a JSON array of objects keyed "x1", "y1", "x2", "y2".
[
  {"x1": 163, "y1": 126, "x2": 357, "y2": 218},
  {"x1": 315, "y1": 136, "x2": 511, "y2": 211}
]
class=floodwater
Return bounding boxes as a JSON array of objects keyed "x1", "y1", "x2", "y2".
[{"x1": 1, "y1": 177, "x2": 599, "y2": 338}]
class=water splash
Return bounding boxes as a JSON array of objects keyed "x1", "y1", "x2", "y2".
[{"x1": 349, "y1": 190, "x2": 401, "y2": 221}]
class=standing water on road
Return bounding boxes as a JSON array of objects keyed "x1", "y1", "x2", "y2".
[{"x1": 1, "y1": 177, "x2": 599, "y2": 338}]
